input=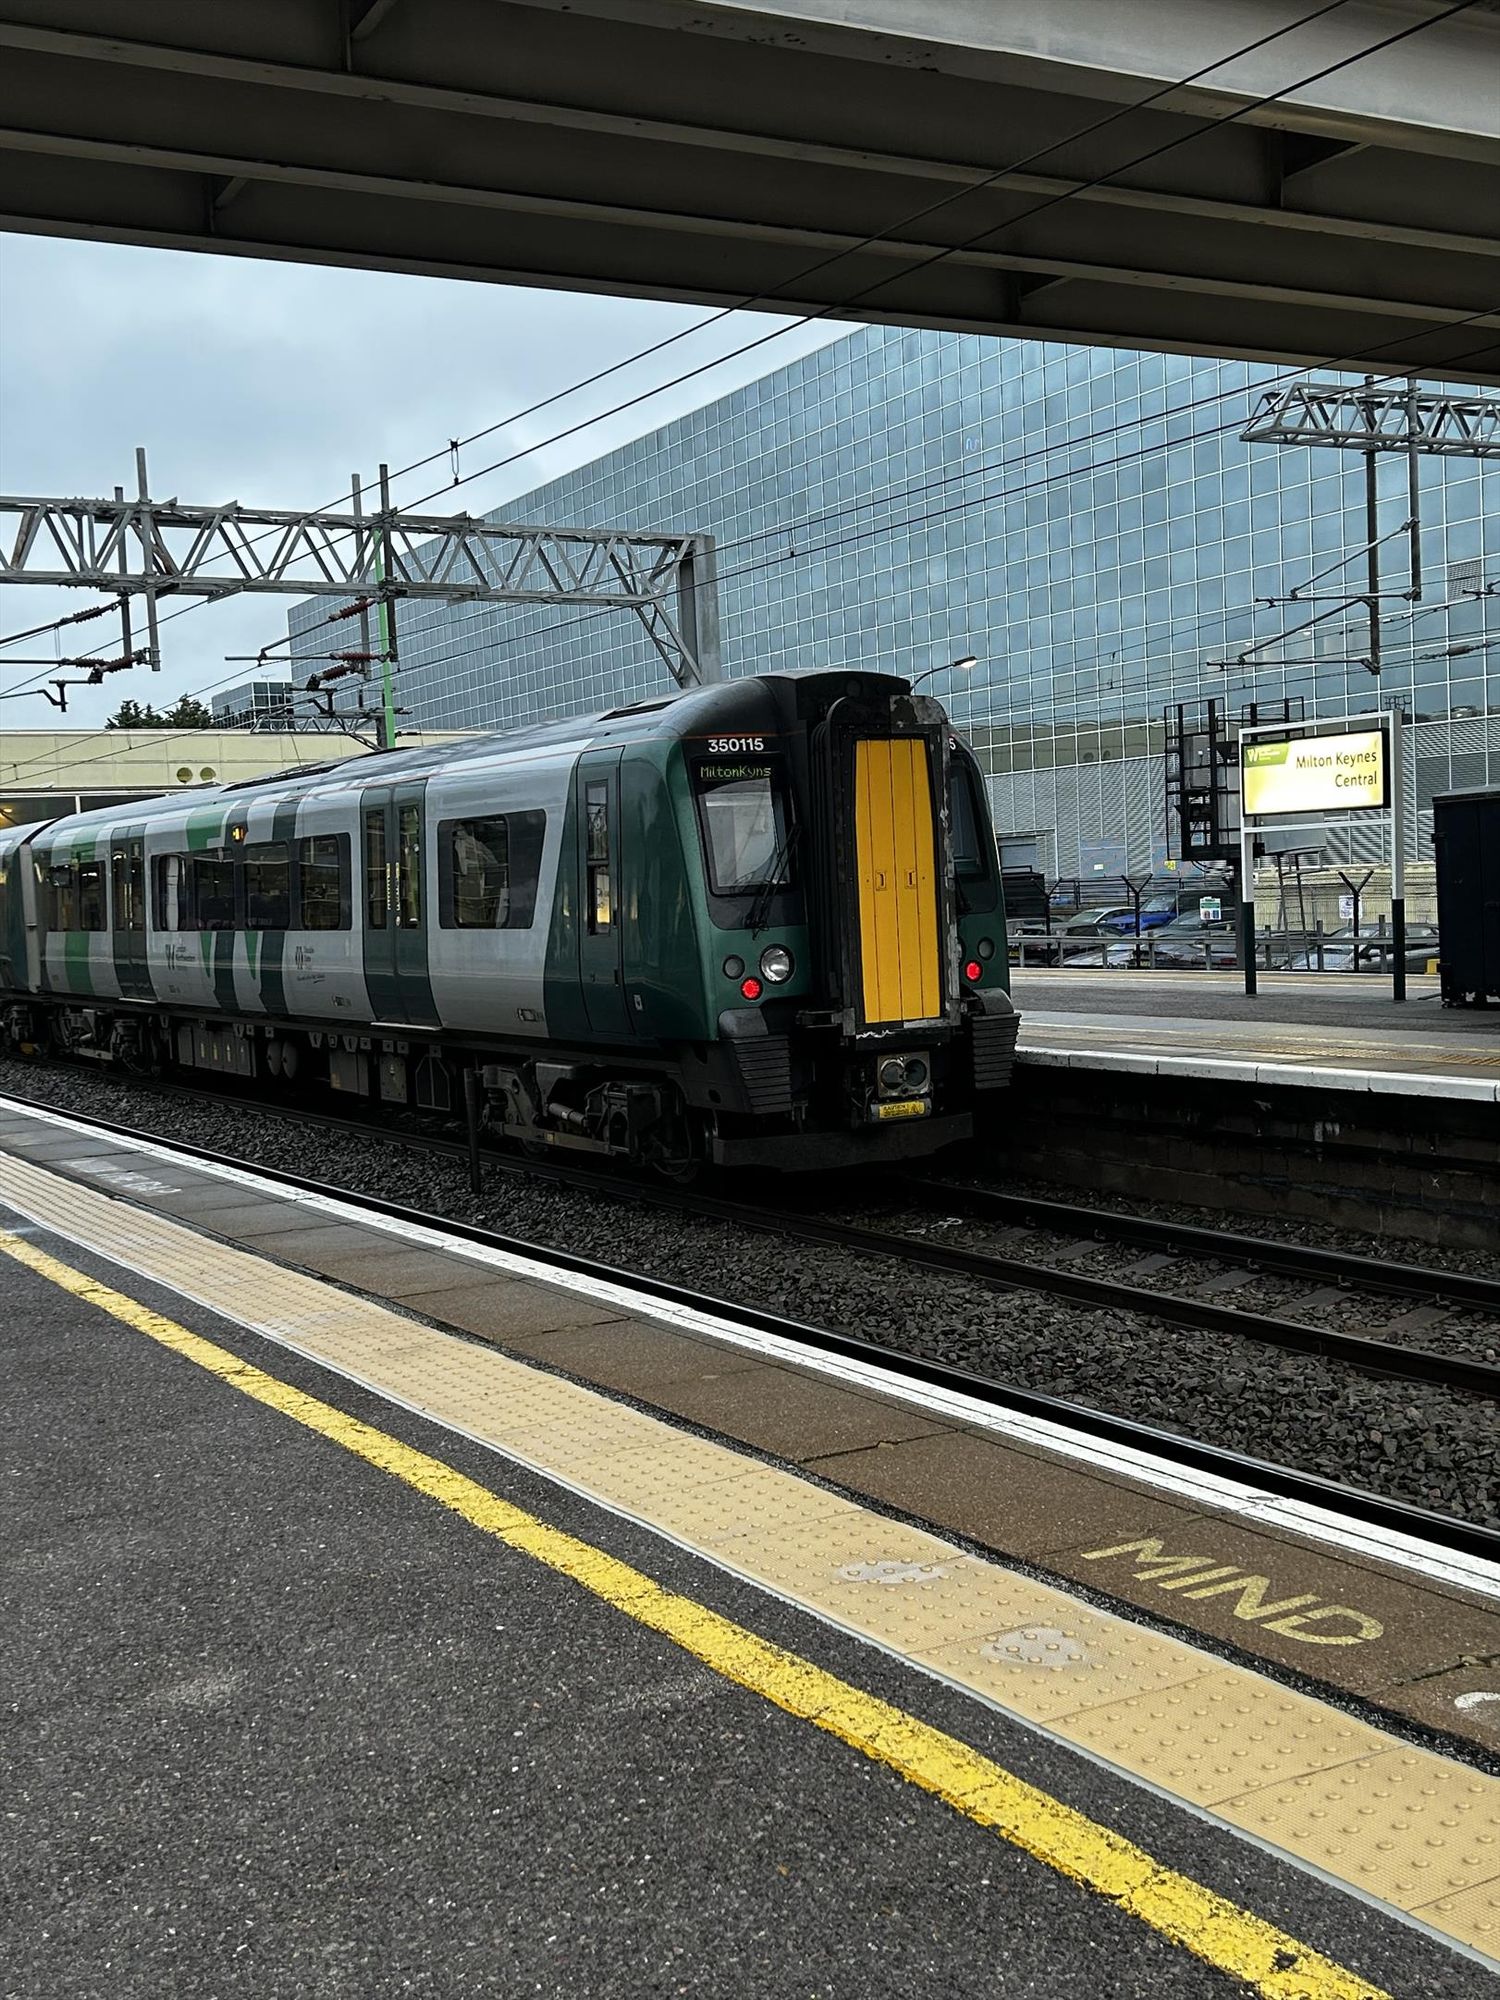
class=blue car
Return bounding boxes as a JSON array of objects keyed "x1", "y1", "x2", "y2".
[{"x1": 1099, "y1": 900, "x2": 1178, "y2": 935}]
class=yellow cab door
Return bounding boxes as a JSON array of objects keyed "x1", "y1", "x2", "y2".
[{"x1": 852, "y1": 736, "x2": 942, "y2": 1025}]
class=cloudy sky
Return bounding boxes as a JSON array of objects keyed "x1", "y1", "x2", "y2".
[{"x1": 0, "y1": 232, "x2": 850, "y2": 730}]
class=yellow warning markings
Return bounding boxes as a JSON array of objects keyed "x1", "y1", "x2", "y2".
[
  {"x1": 1, "y1": 1224, "x2": 1393, "y2": 2000},
  {"x1": 1080, "y1": 1538, "x2": 1385, "y2": 1646}
]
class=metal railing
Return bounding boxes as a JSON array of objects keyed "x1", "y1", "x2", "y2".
[{"x1": 1009, "y1": 923, "x2": 1439, "y2": 974}]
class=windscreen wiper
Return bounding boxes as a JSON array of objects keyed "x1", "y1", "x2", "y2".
[{"x1": 747, "y1": 821, "x2": 800, "y2": 939}]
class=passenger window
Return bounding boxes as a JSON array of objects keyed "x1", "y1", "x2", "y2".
[
  {"x1": 46, "y1": 863, "x2": 76, "y2": 931},
  {"x1": 440, "y1": 812, "x2": 545, "y2": 930},
  {"x1": 364, "y1": 810, "x2": 389, "y2": 928},
  {"x1": 77, "y1": 860, "x2": 107, "y2": 932},
  {"x1": 243, "y1": 843, "x2": 291, "y2": 929},
  {"x1": 298, "y1": 835, "x2": 346, "y2": 931},
  {"x1": 192, "y1": 855, "x2": 237, "y2": 932},
  {"x1": 153, "y1": 855, "x2": 188, "y2": 933},
  {"x1": 585, "y1": 782, "x2": 611, "y2": 933},
  {"x1": 396, "y1": 804, "x2": 422, "y2": 929},
  {"x1": 111, "y1": 847, "x2": 145, "y2": 931},
  {"x1": 449, "y1": 817, "x2": 509, "y2": 927}
]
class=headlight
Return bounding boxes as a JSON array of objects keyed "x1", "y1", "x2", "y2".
[{"x1": 759, "y1": 944, "x2": 794, "y2": 983}]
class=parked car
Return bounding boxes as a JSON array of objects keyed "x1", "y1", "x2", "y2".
[
  {"x1": 1013, "y1": 906, "x2": 1137, "y2": 964},
  {"x1": 1057, "y1": 905, "x2": 1137, "y2": 936},
  {"x1": 1146, "y1": 916, "x2": 1241, "y2": 967},
  {"x1": 1281, "y1": 925, "x2": 1440, "y2": 973},
  {"x1": 1099, "y1": 896, "x2": 1179, "y2": 935},
  {"x1": 1068, "y1": 917, "x2": 1239, "y2": 969}
]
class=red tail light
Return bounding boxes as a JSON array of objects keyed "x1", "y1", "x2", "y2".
[
  {"x1": 740, "y1": 975, "x2": 763, "y2": 1001},
  {"x1": 963, "y1": 959, "x2": 983, "y2": 984}
]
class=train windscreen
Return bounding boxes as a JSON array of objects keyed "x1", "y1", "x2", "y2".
[{"x1": 692, "y1": 755, "x2": 792, "y2": 896}]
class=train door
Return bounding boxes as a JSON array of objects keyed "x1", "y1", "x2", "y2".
[
  {"x1": 575, "y1": 750, "x2": 633, "y2": 1040},
  {"x1": 852, "y1": 735, "x2": 943, "y2": 1025},
  {"x1": 360, "y1": 778, "x2": 439, "y2": 1026},
  {"x1": 109, "y1": 831, "x2": 152, "y2": 999}
]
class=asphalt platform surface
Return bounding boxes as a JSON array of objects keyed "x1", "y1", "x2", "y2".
[{"x1": 2, "y1": 1211, "x2": 1481, "y2": 1999}]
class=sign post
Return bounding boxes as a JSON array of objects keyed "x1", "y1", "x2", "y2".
[
  {"x1": 1237, "y1": 709, "x2": 1407, "y2": 1003},
  {"x1": 1389, "y1": 705, "x2": 1406, "y2": 1002},
  {"x1": 1238, "y1": 810, "x2": 1258, "y2": 998}
]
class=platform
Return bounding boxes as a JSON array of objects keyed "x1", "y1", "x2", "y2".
[
  {"x1": 1011, "y1": 968, "x2": 1500, "y2": 1101},
  {"x1": 4, "y1": 1093, "x2": 1500, "y2": 1995}
]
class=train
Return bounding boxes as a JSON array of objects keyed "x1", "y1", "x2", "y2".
[{"x1": 0, "y1": 668, "x2": 1018, "y2": 1172}]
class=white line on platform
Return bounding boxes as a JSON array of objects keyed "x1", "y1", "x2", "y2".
[{"x1": 1017, "y1": 1043, "x2": 1500, "y2": 1099}]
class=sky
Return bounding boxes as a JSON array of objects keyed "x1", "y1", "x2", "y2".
[{"x1": 0, "y1": 232, "x2": 852, "y2": 731}]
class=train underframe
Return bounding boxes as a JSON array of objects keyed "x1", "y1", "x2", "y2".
[{"x1": 0, "y1": 988, "x2": 1019, "y2": 1174}]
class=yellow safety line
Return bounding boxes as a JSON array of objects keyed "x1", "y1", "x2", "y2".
[{"x1": 1, "y1": 1224, "x2": 1390, "y2": 2000}]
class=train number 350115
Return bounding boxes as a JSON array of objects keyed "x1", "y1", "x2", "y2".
[{"x1": 706, "y1": 735, "x2": 766, "y2": 753}]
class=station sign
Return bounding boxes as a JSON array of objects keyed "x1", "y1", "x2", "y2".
[{"x1": 1241, "y1": 728, "x2": 1388, "y2": 818}]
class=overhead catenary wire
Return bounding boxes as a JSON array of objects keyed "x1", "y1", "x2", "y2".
[
  {"x1": 0, "y1": 599, "x2": 118, "y2": 654},
  {"x1": 3, "y1": 5, "x2": 1491, "y2": 773},
  {"x1": 9, "y1": 325, "x2": 1494, "y2": 800},
  {"x1": 1, "y1": 0, "x2": 1419, "y2": 698},
  {"x1": 6, "y1": 320, "x2": 1499, "y2": 783}
]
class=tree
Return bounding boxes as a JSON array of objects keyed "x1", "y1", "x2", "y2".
[
  {"x1": 162, "y1": 695, "x2": 214, "y2": 729},
  {"x1": 106, "y1": 694, "x2": 214, "y2": 730},
  {"x1": 106, "y1": 698, "x2": 161, "y2": 729}
]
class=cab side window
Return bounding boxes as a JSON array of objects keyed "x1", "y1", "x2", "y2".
[{"x1": 585, "y1": 783, "x2": 611, "y2": 933}]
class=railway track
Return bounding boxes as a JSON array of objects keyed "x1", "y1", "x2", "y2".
[
  {"x1": 4, "y1": 1083, "x2": 1498, "y2": 1568},
  {"x1": 5, "y1": 1064, "x2": 1496, "y2": 1408}
]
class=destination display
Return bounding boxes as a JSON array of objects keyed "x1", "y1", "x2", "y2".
[{"x1": 1241, "y1": 728, "x2": 1388, "y2": 818}]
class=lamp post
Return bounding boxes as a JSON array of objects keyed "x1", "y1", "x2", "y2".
[{"x1": 909, "y1": 654, "x2": 977, "y2": 691}]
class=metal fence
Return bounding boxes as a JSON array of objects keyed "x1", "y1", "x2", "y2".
[{"x1": 1010, "y1": 922, "x2": 1438, "y2": 975}]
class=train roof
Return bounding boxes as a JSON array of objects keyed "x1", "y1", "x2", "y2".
[{"x1": 19, "y1": 669, "x2": 917, "y2": 843}]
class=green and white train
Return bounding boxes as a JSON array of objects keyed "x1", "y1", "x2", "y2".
[{"x1": 0, "y1": 669, "x2": 1018, "y2": 1171}]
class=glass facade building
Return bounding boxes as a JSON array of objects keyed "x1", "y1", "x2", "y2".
[
  {"x1": 288, "y1": 327, "x2": 1499, "y2": 874},
  {"x1": 211, "y1": 679, "x2": 296, "y2": 731}
]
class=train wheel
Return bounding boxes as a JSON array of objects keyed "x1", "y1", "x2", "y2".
[{"x1": 646, "y1": 1106, "x2": 705, "y2": 1183}]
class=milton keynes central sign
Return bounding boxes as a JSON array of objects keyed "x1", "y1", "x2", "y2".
[{"x1": 1240, "y1": 727, "x2": 1389, "y2": 818}]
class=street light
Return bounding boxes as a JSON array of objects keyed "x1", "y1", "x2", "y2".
[{"x1": 909, "y1": 653, "x2": 978, "y2": 690}]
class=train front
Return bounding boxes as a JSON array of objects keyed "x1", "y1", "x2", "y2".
[{"x1": 687, "y1": 669, "x2": 1019, "y2": 1168}]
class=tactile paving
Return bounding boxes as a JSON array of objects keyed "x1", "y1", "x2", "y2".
[
  {"x1": 1060, "y1": 1668, "x2": 1390, "y2": 1807},
  {"x1": 917, "y1": 1611, "x2": 1216, "y2": 1726},
  {"x1": 3, "y1": 1135, "x2": 1500, "y2": 1961},
  {"x1": 1223, "y1": 1750, "x2": 1500, "y2": 1914}
]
